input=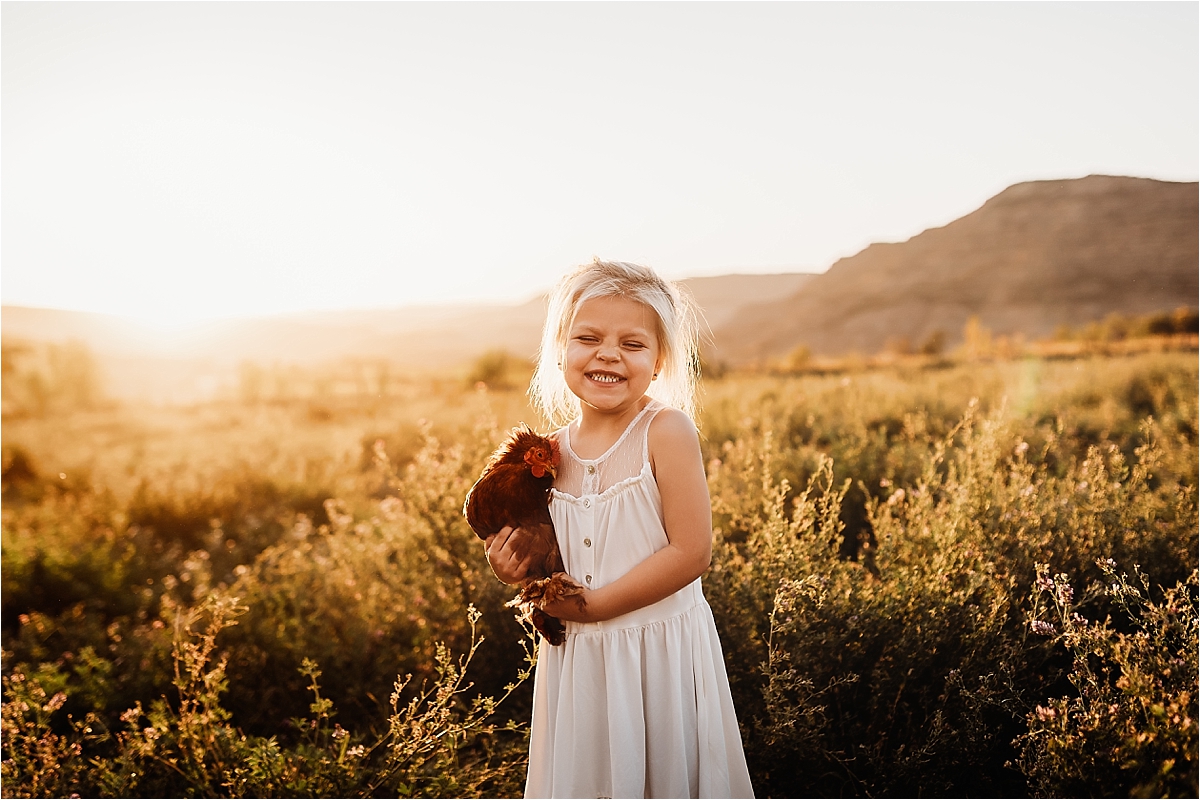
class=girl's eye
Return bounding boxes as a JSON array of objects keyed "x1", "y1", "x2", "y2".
[{"x1": 623, "y1": 341, "x2": 645, "y2": 350}]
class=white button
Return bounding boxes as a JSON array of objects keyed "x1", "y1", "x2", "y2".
[
  {"x1": 584, "y1": 538, "x2": 591, "y2": 547},
  {"x1": 585, "y1": 574, "x2": 592, "y2": 583},
  {"x1": 587, "y1": 464, "x2": 596, "y2": 474},
  {"x1": 583, "y1": 498, "x2": 591, "y2": 508}
]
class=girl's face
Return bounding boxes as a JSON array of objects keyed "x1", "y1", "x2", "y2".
[{"x1": 563, "y1": 295, "x2": 662, "y2": 417}]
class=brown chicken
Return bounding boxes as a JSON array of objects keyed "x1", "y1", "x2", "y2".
[{"x1": 463, "y1": 425, "x2": 584, "y2": 645}]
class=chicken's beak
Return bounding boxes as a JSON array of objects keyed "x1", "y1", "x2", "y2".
[{"x1": 547, "y1": 463, "x2": 557, "y2": 480}]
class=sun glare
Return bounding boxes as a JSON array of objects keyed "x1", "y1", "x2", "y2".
[
  {"x1": 115, "y1": 303, "x2": 246, "y2": 341},
  {"x1": 121, "y1": 307, "x2": 211, "y2": 331}
]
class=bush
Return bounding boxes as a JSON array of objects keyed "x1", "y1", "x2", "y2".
[
  {"x1": 465, "y1": 350, "x2": 530, "y2": 391},
  {"x1": 1017, "y1": 562, "x2": 1198, "y2": 798},
  {"x1": 701, "y1": 359, "x2": 1196, "y2": 796},
  {"x1": 3, "y1": 351, "x2": 1196, "y2": 797},
  {"x1": 1, "y1": 596, "x2": 534, "y2": 798}
]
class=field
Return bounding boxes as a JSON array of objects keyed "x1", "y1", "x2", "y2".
[{"x1": 2, "y1": 349, "x2": 1197, "y2": 797}]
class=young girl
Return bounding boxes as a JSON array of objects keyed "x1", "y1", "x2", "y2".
[{"x1": 485, "y1": 259, "x2": 755, "y2": 799}]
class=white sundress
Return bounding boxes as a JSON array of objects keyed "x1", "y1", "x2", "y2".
[{"x1": 525, "y1": 400, "x2": 755, "y2": 799}]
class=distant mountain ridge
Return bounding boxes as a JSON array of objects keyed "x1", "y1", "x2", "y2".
[
  {"x1": 713, "y1": 175, "x2": 1198, "y2": 363},
  {"x1": 5, "y1": 174, "x2": 1196, "y2": 399},
  {"x1": 681, "y1": 273, "x2": 814, "y2": 329},
  {"x1": 1, "y1": 273, "x2": 813, "y2": 365},
  {"x1": 2, "y1": 273, "x2": 813, "y2": 400}
]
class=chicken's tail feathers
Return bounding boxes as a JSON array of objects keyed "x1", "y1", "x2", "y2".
[{"x1": 530, "y1": 608, "x2": 567, "y2": 646}]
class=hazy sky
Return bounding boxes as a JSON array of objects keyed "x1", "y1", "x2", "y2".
[{"x1": 3, "y1": 1, "x2": 1197, "y2": 327}]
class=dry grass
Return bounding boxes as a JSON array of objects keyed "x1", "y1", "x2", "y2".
[{"x1": 3, "y1": 349, "x2": 1196, "y2": 797}]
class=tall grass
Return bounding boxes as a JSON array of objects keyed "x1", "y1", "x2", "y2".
[{"x1": 3, "y1": 351, "x2": 1196, "y2": 797}]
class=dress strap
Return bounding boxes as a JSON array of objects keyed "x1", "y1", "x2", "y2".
[{"x1": 640, "y1": 399, "x2": 666, "y2": 465}]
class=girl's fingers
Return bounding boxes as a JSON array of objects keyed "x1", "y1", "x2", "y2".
[
  {"x1": 493, "y1": 525, "x2": 515, "y2": 552},
  {"x1": 508, "y1": 527, "x2": 535, "y2": 577},
  {"x1": 485, "y1": 527, "x2": 513, "y2": 558}
]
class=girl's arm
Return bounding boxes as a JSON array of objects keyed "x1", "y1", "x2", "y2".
[{"x1": 542, "y1": 407, "x2": 712, "y2": 623}]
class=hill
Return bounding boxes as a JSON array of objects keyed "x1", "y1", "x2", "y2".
[
  {"x1": 1, "y1": 273, "x2": 812, "y2": 365},
  {"x1": 8, "y1": 174, "x2": 1196, "y2": 389},
  {"x1": 714, "y1": 175, "x2": 1198, "y2": 363},
  {"x1": 682, "y1": 273, "x2": 814, "y2": 329},
  {"x1": 2, "y1": 272, "x2": 813, "y2": 402}
]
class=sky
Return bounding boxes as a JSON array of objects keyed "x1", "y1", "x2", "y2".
[{"x1": 3, "y1": 1, "x2": 1197, "y2": 328}]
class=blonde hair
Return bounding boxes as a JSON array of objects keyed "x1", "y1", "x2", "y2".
[{"x1": 530, "y1": 258, "x2": 702, "y2": 428}]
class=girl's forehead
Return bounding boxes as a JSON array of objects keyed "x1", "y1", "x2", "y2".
[{"x1": 571, "y1": 295, "x2": 659, "y2": 332}]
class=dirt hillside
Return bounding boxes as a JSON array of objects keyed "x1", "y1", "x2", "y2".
[{"x1": 713, "y1": 175, "x2": 1198, "y2": 362}]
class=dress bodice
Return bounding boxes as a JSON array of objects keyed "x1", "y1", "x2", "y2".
[{"x1": 553, "y1": 399, "x2": 661, "y2": 498}]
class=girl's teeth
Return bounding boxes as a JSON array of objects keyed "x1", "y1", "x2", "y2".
[{"x1": 591, "y1": 374, "x2": 620, "y2": 383}]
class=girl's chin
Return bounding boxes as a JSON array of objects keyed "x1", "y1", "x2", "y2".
[{"x1": 580, "y1": 389, "x2": 651, "y2": 414}]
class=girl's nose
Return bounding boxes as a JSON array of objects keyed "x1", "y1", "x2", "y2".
[{"x1": 597, "y1": 345, "x2": 620, "y2": 362}]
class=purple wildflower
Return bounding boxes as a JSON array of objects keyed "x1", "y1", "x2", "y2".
[{"x1": 1030, "y1": 620, "x2": 1056, "y2": 636}]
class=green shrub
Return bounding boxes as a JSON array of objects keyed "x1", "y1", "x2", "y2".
[
  {"x1": 3, "y1": 352, "x2": 1196, "y2": 797},
  {"x1": 2, "y1": 595, "x2": 533, "y2": 798},
  {"x1": 702, "y1": 363, "x2": 1196, "y2": 796},
  {"x1": 1017, "y1": 562, "x2": 1198, "y2": 798}
]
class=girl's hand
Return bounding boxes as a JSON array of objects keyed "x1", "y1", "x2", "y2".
[
  {"x1": 540, "y1": 586, "x2": 593, "y2": 623},
  {"x1": 485, "y1": 526, "x2": 532, "y2": 585}
]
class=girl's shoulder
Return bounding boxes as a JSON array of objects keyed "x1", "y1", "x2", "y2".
[{"x1": 647, "y1": 405, "x2": 699, "y2": 453}]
